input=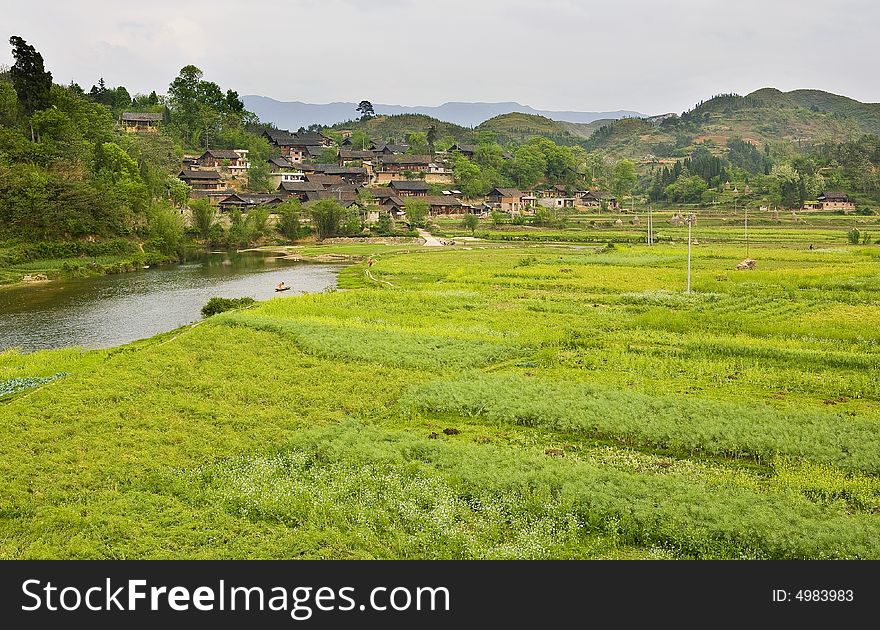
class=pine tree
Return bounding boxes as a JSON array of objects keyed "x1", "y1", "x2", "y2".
[{"x1": 8, "y1": 36, "x2": 52, "y2": 116}]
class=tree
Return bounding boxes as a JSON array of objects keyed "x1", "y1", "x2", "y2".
[
  {"x1": 0, "y1": 82, "x2": 17, "y2": 123},
  {"x1": 426, "y1": 125, "x2": 437, "y2": 154},
  {"x1": 356, "y1": 100, "x2": 375, "y2": 120},
  {"x1": 276, "y1": 199, "x2": 302, "y2": 241},
  {"x1": 507, "y1": 144, "x2": 546, "y2": 188},
  {"x1": 246, "y1": 207, "x2": 270, "y2": 240},
  {"x1": 664, "y1": 174, "x2": 708, "y2": 203},
  {"x1": 309, "y1": 198, "x2": 347, "y2": 240},
  {"x1": 462, "y1": 212, "x2": 479, "y2": 235},
  {"x1": 611, "y1": 159, "x2": 637, "y2": 200},
  {"x1": 147, "y1": 203, "x2": 184, "y2": 256},
  {"x1": 9, "y1": 36, "x2": 52, "y2": 116},
  {"x1": 406, "y1": 132, "x2": 429, "y2": 155},
  {"x1": 403, "y1": 198, "x2": 428, "y2": 227},
  {"x1": 189, "y1": 198, "x2": 216, "y2": 240}
]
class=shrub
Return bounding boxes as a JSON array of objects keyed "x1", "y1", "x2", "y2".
[
  {"x1": 201, "y1": 296, "x2": 255, "y2": 318},
  {"x1": 847, "y1": 228, "x2": 860, "y2": 245}
]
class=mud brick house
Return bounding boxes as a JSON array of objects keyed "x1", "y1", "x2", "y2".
[
  {"x1": 816, "y1": 192, "x2": 855, "y2": 212},
  {"x1": 487, "y1": 187, "x2": 528, "y2": 213}
]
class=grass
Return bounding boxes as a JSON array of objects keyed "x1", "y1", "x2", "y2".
[{"x1": 1, "y1": 231, "x2": 878, "y2": 559}]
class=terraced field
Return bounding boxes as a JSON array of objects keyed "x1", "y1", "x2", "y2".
[{"x1": 1, "y1": 239, "x2": 878, "y2": 558}]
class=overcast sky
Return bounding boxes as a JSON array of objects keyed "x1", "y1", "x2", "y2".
[{"x1": 4, "y1": 0, "x2": 877, "y2": 115}]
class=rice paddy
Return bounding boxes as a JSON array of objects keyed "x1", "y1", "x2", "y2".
[{"x1": 1, "y1": 232, "x2": 878, "y2": 558}]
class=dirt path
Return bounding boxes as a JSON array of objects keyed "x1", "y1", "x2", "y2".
[{"x1": 417, "y1": 228, "x2": 445, "y2": 247}]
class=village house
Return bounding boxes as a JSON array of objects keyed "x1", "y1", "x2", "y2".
[
  {"x1": 448, "y1": 143, "x2": 476, "y2": 159},
  {"x1": 422, "y1": 195, "x2": 465, "y2": 216},
  {"x1": 196, "y1": 149, "x2": 251, "y2": 180},
  {"x1": 389, "y1": 180, "x2": 429, "y2": 197},
  {"x1": 372, "y1": 142, "x2": 410, "y2": 154},
  {"x1": 379, "y1": 196, "x2": 408, "y2": 220},
  {"x1": 267, "y1": 157, "x2": 305, "y2": 187},
  {"x1": 375, "y1": 155, "x2": 432, "y2": 183},
  {"x1": 425, "y1": 161, "x2": 455, "y2": 184},
  {"x1": 218, "y1": 193, "x2": 283, "y2": 213},
  {"x1": 302, "y1": 189, "x2": 360, "y2": 205},
  {"x1": 815, "y1": 192, "x2": 855, "y2": 212},
  {"x1": 378, "y1": 154, "x2": 432, "y2": 172},
  {"x1": 178, "y1": 168, "x2": 224, "y2": 192},
  {"x1": 538, "y1": 195, "x2": 575, "y2": 209},
  {"x1": 262, "y1": 129, "x2": 333, "y2": 163},
  {"x1": 304, "y1": 173, "x2": 345, "y2": 188},
  {"x1": 120, "y1": 112, "x2": 162, "y2": 133},
  {"x1": 338, "y1": 149, "x2": 375, "y2": 165},
  {"x1": 277, "y1": 181, "x2": 324, "y2": 202},
  {"x1": 487, "y1": 187, "x2": 530, "y2": 213},
  {"x1": 578, "y1": 191, "x2": 618, "y2": 209},
  {"x1": 357, "y1": 186, "x2": 397, "y2": 203}
]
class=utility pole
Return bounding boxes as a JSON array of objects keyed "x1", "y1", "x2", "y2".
[
  {"x1": 648, "y1": 205, "x2": 653, "y2": 245},
  {"x1": 745, "y1": 206, "x2": 749, "y2": 257},
  {"x1": 686, "y1": 213, "x2": 694, "y2": 294}
]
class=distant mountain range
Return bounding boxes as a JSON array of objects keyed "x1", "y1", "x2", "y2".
[{"x1": 242, "y1": 95, "x2": 646, "y2": 129}]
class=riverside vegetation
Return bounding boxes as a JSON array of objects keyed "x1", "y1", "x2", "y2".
[{"x1": 2, "y1": 235, "x2": 879, "y2": 559}]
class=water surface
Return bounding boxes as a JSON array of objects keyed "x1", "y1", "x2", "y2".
[{"x1": 0, "y1": 252, "x2": 341, "y2": 352}]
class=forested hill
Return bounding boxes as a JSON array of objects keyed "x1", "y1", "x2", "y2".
[
  {"x1": 748, "y1": 88, "x2": 880, "y2": 135},
  {"x1": 0, "y1": 36, "x2": 272, "y2": 253},
  {"x1": 332, "y1": 111, "x2": 588, "y2": 148},
  {"x1": 584, "y1": 89, "x2": 878, "y2": 160},
  {"x1": 329, "y1": 114, "x2": 476, "y2": 145}
]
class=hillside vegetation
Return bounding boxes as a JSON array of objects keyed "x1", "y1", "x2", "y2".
[
  {"x1": 331, "y1": 113, "x2": 476, "y2": 145},
  {"x1": 475, "y1": 112, "x2": 585, "y2": 146},
  {"x1": 586, "y1": 90, "x2": 873, "y2": 160}
]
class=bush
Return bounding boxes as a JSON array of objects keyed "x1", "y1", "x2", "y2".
[
  {"x1": 847, "y1": 228, "x2": 860, "y2": 245},
  {"x1": 201, "y1": 296, "x2": 255, "y2": 318}
]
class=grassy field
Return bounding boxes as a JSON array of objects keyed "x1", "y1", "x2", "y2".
[{"x1": 1, "y1": 233, "x2": 879, "y2": 559}]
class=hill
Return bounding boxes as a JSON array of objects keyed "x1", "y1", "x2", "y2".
[
  {"x1": 475, "y1": 112, "x2": 586, "y2": 146},
  {"x1": 585, "y1": 89, "x2": 872, "y2": 161},
  {"x1": 330, "y1": 114, "x2": 476, "y2": 144},
  {"x1": 242, "y1": 95, "x2": 644, "y2": 129},
  {"x1": 559, "y1": 119, "x2": 614, "y2": 139}
]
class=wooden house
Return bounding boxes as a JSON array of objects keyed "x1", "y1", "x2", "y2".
[
  {"x1": 389, "y1": 180, "x2": 429, "y2": 197},
  {"x1": 218, "y1": 193, "x2": 283, "y2": 213},
  {"x1": 120, "y1": 112, "x2": 162, "y2": 133},
  {"x1": 178, "y1": 169, "x2": 224, "y2": 192},
  {"x1": 423, "y1": 195, "x2": 465, "y2": 216},
  {"x1": 448, "y1": 143, "x2": 476, "y2": 159},
  {"x1": 578, "y1": 191, "x2": 618, "y2": 209}
]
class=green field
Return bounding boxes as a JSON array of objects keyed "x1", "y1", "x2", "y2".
[{"x1": 1, "y1": 232, "x2": 879, "y2": 558}]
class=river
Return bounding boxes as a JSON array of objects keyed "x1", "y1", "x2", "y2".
[{"x1": 0, "y1": 251, "x2": 343, "y2": 352}]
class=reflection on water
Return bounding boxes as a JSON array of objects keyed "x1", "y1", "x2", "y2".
[{"x1": 0, "y1": 251, "x2": 342, "y2": 352}]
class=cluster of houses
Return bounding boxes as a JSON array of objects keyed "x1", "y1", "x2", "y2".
[
  {"x1": 169, "y1": 126, "x2": 620, "y2": 221},
  {"x1": 119, "y1": 113, "x2": 620, "y2": 221},
  {"x1": 122, "y1": 113, "x2": 860, "y2": 220}
]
